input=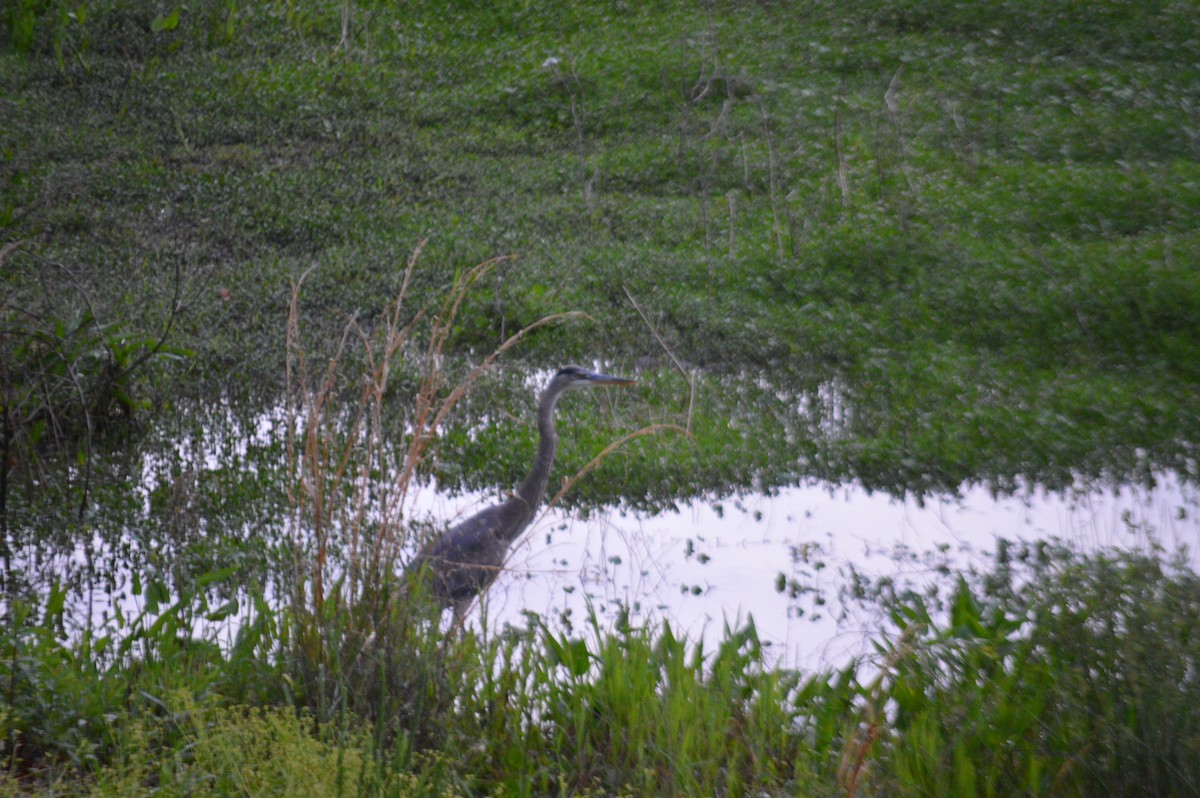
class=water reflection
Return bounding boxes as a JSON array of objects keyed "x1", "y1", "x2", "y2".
[
  {"x1": 14, "y1": 388, "x2": 1199, "y2": 676},
  {"x1": 438, "y1": 475, "x2": 1200, "y2": 670}
]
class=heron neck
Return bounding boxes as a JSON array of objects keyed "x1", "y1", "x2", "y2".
[{"x1": 512, "y1": 383, "x2": 564, "y2": 531}]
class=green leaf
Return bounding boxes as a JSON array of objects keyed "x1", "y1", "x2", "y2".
[
  {"x1": 29, "y1": 419, "x2": 45, "y2": 445},
  {"x1": 151, "y1": 8, "x2": 180, "y2": 33},
  {"x1": 195, "y1": 566, "x2": 238, "y2": 587},
  {"x1": 46, "y1": 581, "x2": 67, "y2": 618},
  {"x1": 146, "y1": 578, "x2": 170, "y2": 614},
  {"x1": 206, "y1": 598, "x2": 239, "y2": 622},
  {"x1": 950, "y1": 576, "x2": 986, "y2": 638},
  {"x1": 546, "y1": 633, "x2": 591, "y2": 677}
]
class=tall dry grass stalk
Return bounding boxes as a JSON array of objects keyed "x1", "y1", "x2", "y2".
[
  {"x1": 283, "y1": 244, "x2": 593, "y2": 632},
  {"x1": 279, "y1": 244, "x2": 689, "y2": 733},
  {"x1": 622, "y1": 285, "x2": 696, "y2": 433},
  {"x1": 837, "y1": 622, "x2": 923, "y2": 798},
  {"x1": 545, "y1": 424, "x2": 683, "y2": 512}
]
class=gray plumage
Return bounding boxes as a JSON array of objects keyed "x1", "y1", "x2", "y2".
[{"x1": 410, "y1": 366, "x2": 634, "y2": 621}]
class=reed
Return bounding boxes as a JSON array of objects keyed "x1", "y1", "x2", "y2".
[{"x1": 280, "y1": 243, "x2": 663, "y2": 747}]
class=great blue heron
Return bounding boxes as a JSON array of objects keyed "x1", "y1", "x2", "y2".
[{"x1": 410, "y1": 366, "x2": 635, "y2": 623}]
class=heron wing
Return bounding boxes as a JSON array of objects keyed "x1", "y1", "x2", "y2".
[{"x1": 417, "y1": 499, "x2": 530, "y2": 605}]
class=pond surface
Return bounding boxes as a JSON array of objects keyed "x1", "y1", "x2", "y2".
[
  {"x1": 430, "y1": 473, "x2": 1199, "y2": 670},
  {"x1": 11, "y1": 386, "x2": 1198, "y2": 676}
]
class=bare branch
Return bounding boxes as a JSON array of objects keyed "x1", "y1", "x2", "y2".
[{"x1": 545, "y1": 423, "x2": 687, "y2": 511}]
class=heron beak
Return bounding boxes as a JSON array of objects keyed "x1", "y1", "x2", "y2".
[{"x1": 586, "y1": 371, "x2": 636, "y2": 387}]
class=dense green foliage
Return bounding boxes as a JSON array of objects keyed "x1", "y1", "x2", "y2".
[
  {"x1": 3, "y1": 545, "x2": 1198, "y2": 796},
  {"x1": 3, "y1": 0, "x2": 1199, "y2": 500},
  {"x1": 3, "y1": 0, "x2": 1200, "y2": 795},
  {"x1": 874, "y1": 544, "x2": 1200, "y2": 797}
]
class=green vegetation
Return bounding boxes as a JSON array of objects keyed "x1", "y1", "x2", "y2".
[
  {"x1": 3, "y1": 543, "x2": 1198, "y2": 796},
  {"x1": 4, "y1": 0, "x2": 1198, "y2": 499},
  {"x1": 3, "y1": 0, "x2": 1200, "y2": 795}
]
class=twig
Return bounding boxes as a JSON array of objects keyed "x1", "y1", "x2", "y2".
[
  {"x1": 545, "y1": 423, "x2": 687, "y2": 511},
  {"x1": 0, "y1": 240, "x2": 23, "y2": 267},
  {"x1": 622, "y1": 286, "x2": 696, "y2": 433},
  {"x1": 753, "y1": 95, "x2": 787, "y2": 267},
  {"x1": 833, "y1": 85, "x2": 851, "y2": 206},
  {"x1": 836, "y1": 622, "x2": 922, "y2": 797}
]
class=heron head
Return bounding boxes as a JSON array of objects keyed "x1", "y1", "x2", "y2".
[{"x1": 554, "y1": 365, "x2": 636, "y2": 390}]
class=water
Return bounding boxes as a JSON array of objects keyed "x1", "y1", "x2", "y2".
[
  {"x1": 23, "y1": 396, "x2": 1199, "y2": 675},
  {"x1": 434, "y1": 474, "x2": 1200, "y2": 670}
]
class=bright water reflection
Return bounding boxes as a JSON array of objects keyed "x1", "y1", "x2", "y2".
[
  {"x1": 34, "y1": 392, "x2": 1198, "y2": 676},
  {"x1": 430, "y1": 475, "x2": 1200, "y2": 670}
]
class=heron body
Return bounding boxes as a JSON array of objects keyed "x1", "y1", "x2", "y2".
[{"x1": 412, "y1": 366, "x2": 634, "y2": 621}]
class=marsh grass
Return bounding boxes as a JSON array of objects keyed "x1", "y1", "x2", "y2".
[
  {"x1": 4, "y1": 0, "x2": 1200, "y2": 794},
  {"x1": 5, "y1": 534, "x2": 1200, "y2": 796},
  {"x1": 279, "y1": 242, "x2": 677, "y2": 750},
  {"x1": 851, "y1": 543, "x2": 1200, "y2": 798},
  {"x1": 6, "y1": 0, "x2": 1199, "y2": 499}
]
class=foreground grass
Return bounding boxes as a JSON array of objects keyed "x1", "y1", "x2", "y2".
[
  {"x1": 3, "y1": 545, "x2": 1198, "y2": 797},
  {"x1": 3, "y1": 2, "x2": 1200, "y2": 796}
]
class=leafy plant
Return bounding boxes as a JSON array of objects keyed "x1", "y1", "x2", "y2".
[
  {"x1": 859, "y1": 543, "x2": 1200, "y2": 798},
  {"x1": 0, "y1": 566, "x2": 267, "y2": 777},
  {"x1": 2, "y1": 0, "x2": 1200, "y2": 793}
]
